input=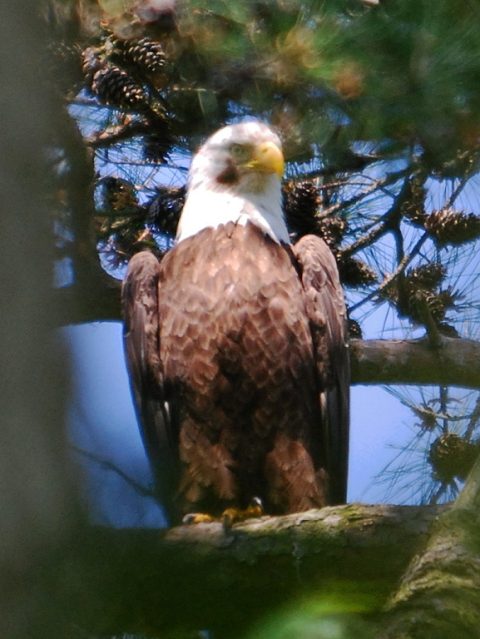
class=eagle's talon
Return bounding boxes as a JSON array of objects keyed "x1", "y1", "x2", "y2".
[
  {"x1": 182, "y1": 512, "x2": 216, "y2": 525},
  {"x1": 221, "y1": 497, "x2": 265, "y2": 530},
  {"x1": 248, "y1": 496, "x2": 265, "y2": 517},
  {"x1": 221, "y1": 508, "x2": 238, "y2": 531}
]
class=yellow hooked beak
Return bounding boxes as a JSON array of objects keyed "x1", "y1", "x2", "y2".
[{"x1": 247, "y1": 141, "x2": 285, "y2": 178}]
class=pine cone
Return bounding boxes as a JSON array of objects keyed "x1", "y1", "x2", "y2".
[
  {"x1": 283, "y1": 181, "x2": 321, "y2": 237},
  {"x1": 81, "y1": 46, "x2": 104, "y2": 86},
  {"x1": 412, "y1": 406, "x2": 437, "y2": 431},
  {"x1": 148, "y1": 186, "x2": 185, "y2": 235},
  {"x1": 110, "y1": 36, "x2": 167, "y2": 85},
  {"x1": 144, "y1": 131, "x2": 171, "y2": 163},
  {"x1": 429, "y1": 433, "x2": 479, "y2": 483},
  {"x1": 337, "y1": 255, "x2": 377, "y2": 287},
  {"x1": 348, "y1": 318, "x2": 362, "y2": 339},
  {"x1": 124, "y1": 37, "x2": 166, "y2": 75},
  {"x1": 406, "y1": 263, "x2": 446, "y2": 290},
  {"x1": 401, "y1": 177, "x2": 427, "y2": 226},
  {"x1": 384, "y1": 263, "x2": 455, "y2": 326},
  {"x1": 100, "y1": 177, "x2": 138, "y2": 212},
  {"x1": 317, "y1": 215, "x2": 347, "y2": 248},
  {"x1": 406, "y1": 288, "x2": 455, "y2": 324},
  {"x1": 47, "y1": 41, "x2": 83, "y2": 90},
  {"x1": 424, "y1": 208, "x2": 480, "y2": 245},
  {"x1": 92, "y1": 65, "x2": 149, "y2": 109}
]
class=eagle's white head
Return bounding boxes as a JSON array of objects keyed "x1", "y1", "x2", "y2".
[{"x1": 176, "y1": 121, "x2": 289, "y2": 244}]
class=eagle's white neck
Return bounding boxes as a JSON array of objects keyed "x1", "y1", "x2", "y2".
[{"x1": 176, "y1": 177, "x2": 290, "y2": 245}]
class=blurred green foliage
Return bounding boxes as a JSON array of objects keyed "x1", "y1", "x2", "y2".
[{"x1": 247, "y1": 587, "x2": 374, "y2": 639}]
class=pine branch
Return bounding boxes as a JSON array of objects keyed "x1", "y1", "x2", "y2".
[
  {"x1": 348, "y1": 231, "x2": 429, "y2": 313},
  {"x1": 85, "y1": 120, "x2": 151, "y2": 148},
  {"x1": 464, "y1": 393, "x2": 480, "y2": 440},
  {"x1": 320, "y1": 169, "x2": 409, "y2": 219},
  {"x1": 71, "y1": 445, "x2": 155, "y2": 499},
  {"x1": 341, "y1": 173, "x2": 416, "y2": 259}
]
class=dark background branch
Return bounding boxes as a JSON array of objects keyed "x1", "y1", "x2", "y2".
[{"x1": 54, "y1": 277, "x2": 121, "y2": 324}]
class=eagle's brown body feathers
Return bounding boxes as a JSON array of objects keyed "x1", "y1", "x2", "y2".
[
  {"x1": 123, "y1": 222, "x2": 349, "y2": 521},
  {"x1": 122, "y1": 122, "x2": 349, "y2": 523}
]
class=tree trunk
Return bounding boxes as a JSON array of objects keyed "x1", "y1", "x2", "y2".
[
  {"x1": 378, "y1": 456, "x2": 480, "y2": 639},
  {"x1": 0, "y1": 5, "x2": 83, "y2": 638}
]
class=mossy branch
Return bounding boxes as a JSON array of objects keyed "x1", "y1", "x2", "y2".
[
  {"x1": 378, "y1": 457, "x2": 480, "y2": 639},
  {"x1": 63, "y1": 504, "x2": 443, "y2": 637}
]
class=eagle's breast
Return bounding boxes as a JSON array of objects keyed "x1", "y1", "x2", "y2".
[{"x1": 157, "y1": 221, "x2": 321, "y2": 511}]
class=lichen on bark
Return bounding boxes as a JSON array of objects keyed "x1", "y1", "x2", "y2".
[{"x1": 378, "y1": 457, "x2": 480, "y2": 639}]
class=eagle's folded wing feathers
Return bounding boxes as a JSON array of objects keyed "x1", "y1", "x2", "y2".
[{"x1": 293, "y1": 235, "x2": 350, "y2": 504}]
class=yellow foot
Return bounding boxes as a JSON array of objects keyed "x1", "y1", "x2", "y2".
[
  {"x1": 182, "y1": 498, "x2": 265, "y2": 529},
  {"x1": 222, "y1": 497, "x2": 264, "y2": 530},
  {"x1": 182, "y1": 513, "x2": 216, "y2": 525}
]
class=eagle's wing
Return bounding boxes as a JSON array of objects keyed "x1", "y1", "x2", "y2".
[
  {"x1": 122, "y1": 251, "x2": 178, "y2": 515},
  {"x1": 293, "y1": 235, "x2": 350, "y2": 504}
]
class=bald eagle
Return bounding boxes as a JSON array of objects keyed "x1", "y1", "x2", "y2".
[{"x1": 122, "y1": 122, "x2": 349, "y2": 523}]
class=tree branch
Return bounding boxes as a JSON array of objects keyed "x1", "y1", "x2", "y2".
[
  {"x1": 54, "y1": 277, "x2": 121, "y2": 324},
  {"x1": 85, "y1": 119, "x2": 151, "y2": 148},
  {"x1": 349, "y1": 336, "x2": 480, "y2": 389},
  {"x1": 54, "y1": 278, "x2": 480, "y2": 390},
  {"x1": 63, "y1": 504, "x2": 444, "y2": 637}
]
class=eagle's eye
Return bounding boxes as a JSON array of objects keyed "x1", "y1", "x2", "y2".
[{"x1": 230, "y1": 143, "x2": 251, "y2": 163}]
